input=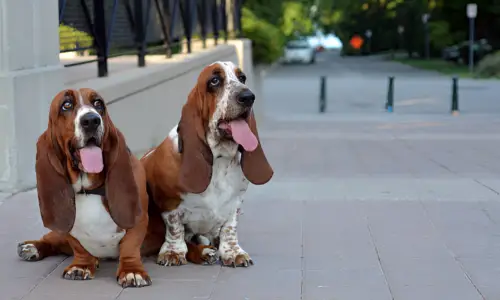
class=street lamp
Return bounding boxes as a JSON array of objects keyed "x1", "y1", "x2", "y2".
[
  {"x1": 365, "y1": 29, "x2": 372, "y2": 54},
  {"x1": 467, "y1": 3, "x2": 477, "y2": 73},
  {"x1": 422, "y1": 13, "x2": 430, "y2": 60},
  {"x1": 310, "y1": 5, "x2": 317, "y2": 17},
  {"x1": 397, "y1": 26, "x2": 404, "y2": 51}
]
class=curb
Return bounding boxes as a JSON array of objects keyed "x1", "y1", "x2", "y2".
[{"x1": 254, "y1": 61, "x2": 280, "y2": 78}]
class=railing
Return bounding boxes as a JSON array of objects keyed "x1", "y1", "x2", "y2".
[{"x1": 59, "y1": 0, "x2": 244, "y2": 77}]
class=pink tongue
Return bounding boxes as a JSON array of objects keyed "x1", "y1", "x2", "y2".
[
  {"x1": 229, "y1": 119, "x2": 258, "y2": 152},
  {"x1": 79, "y1": 146, "x2": 104, "y2": 173}
]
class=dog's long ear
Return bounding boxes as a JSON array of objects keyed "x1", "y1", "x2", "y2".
[
  {"x1": 35, "y1": 131, "x2": 76, "y2": 233},
  {"x1": 178, "y1": 87, "x2": 213, "y2": 194},
  {"x1": 241, "y1": 111, "x2": 274, "y2": 185},
  {"x1": 103, "y1": 118, "x2": 141, "y2": 229}
]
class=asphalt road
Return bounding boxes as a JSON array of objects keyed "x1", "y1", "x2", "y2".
[{"x1": 261, "y1": 51, "x2": 500, "y2": 117}]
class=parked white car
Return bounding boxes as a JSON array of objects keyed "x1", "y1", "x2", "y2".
[{"x1": 283, "y1": 39, "x2": 316, "y2": 64}]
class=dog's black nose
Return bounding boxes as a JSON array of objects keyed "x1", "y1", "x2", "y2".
[
  {"x1": 80, "y1": 112, "x2": 101, "y2": 132},
  {"x1": 237, "y1": 90, "x2": 255, "y2": 107}
]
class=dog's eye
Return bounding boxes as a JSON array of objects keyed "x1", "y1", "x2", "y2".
[
  {"x1": 238, "y1": 75, "x2": 246, "y2": 83},
  {"x1": 209, "y1": 76, "x2": 221, "y2": 87},
  {"x1": 61, "y1": 100, "x2": 73, "y2": 111},
  {"x1": 93, "y1": 99, "x2": 104, "y2": 109}
]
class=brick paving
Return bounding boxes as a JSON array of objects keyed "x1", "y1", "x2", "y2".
[{"x1": 5, "y1": 53, "x2": 500, "y2": 299}]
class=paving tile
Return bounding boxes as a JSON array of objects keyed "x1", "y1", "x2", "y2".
[
  {"x1": 365, "y1": 201, "x2": 484, "y2": 300},
  {"x1": 244, "y1": 254, "x2": 301, "y2": 270},
  {"x1": 118, "y1": 280, "x2": 214, "y2": 300},
  {"x1": 1, "y1": 256, "x2": 66, "y2": 280},
  {"x1": 458, "y1": 256, "x2": 500, "y2": 300},
  {"x1": 210, "y1": 268, "x2": 301, "y2": 300},
  {"x1": 23, "y1": 293, "x2": 118, "y2": 300},
  {"x1": 1, "y1": 277, "x2": 46, "y2": 300},
  {"x1": 144, "y1": 259, "x2": 220, "y2": 281},
  {"x1": 239, "y1": 232, "x2": 302, "y2": 257},
  {"x1": 389, "y1": 283, "x2": 483, "y2": 300},
  {"x1": 303, "y1": 201, "x2": 380, "y2": 271},
  {"x1": 422, "y1": 200, "x2": 500, "y2": 259},
  {"x1": 303, "y1": 269, "x2": 392, "y2": 300},
  {"x1": 237, "y1": 200, "x2": 302, "y2": 235},
  {"x1": 30, "y1": 258, "x2": 123, "y2": 297}
]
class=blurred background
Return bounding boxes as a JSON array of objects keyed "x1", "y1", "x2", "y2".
[{"x1": 240, "y1": 0, "x2": 499, "y2": 79}]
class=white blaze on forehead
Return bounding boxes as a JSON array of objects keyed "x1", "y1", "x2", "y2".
[
  {"x1": 73, "y1": 90, "x2": 104, "y2": 147},
  {"x1": 211, "y1": 61, "x2": 239, "y2": 83},
  {"x1": 208, "y1": 61, "x2": 246, "y2": 121},
  {"x1": 77, "y1": 89, "x2": 84, "y2": 105}
]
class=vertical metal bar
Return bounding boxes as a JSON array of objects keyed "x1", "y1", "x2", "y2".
[
  {"x1": 59, "y1": 0, "x2": 67, "y2": 24},
  {"x1": 319, "y1": 76, "x2": 326, "y2": 113},
  {"x1": 144, "y1": 0, "x2": 153, "y2": 35},
  {"x1": 197, "y1": 0, "x2": 207, "y2": 48},
  {"x1": 179, "y1": 0, "x2": 192, "y2": 53},
  {"x1": 386, "y1": 76, "x2": 394, "y2": 112},
  {"x1": 80, "y1": 0, "x2": 95, "y2": 38},
  {"x1": 123, "y1": 0, "x2": 136, "y2": 32},
  {"x1": 211, "y1": 0, "x2": 219, "y2": 45},
  {"x1": 135, "y1": 0, "x2": 146, "y2": 67},
  {"x1": 235, "y1": 0, "x2": 242, "y2": 38},
  {"x1": 451, "y1": 76, "x2": 459, "y2": 115},
  {"x1": 106, "y1": 0, "x2": 119, "y2": 56},
  {"x1": 170, "y1": 0, "x2": 178, "y2": 39},
  {"x1": 154, "y1": 0, "x2": 173, "y2": 57},
  {"x1": 93, "y1": 0, "x2": 108, "y2": 77},
  {"x1": 220, "y1": 0, "x2": 227, "y2": 43}
]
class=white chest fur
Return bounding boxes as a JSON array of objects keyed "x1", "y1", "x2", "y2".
[
  {"x1": 70, "y1": 176, "x2": 125, "y2": 258},
  {"x1": 167, "y1": 126, "x2": 249, "y2": 238},
  {"x1": 179, "y1": 155, "x2": 249, "y2": 237}
]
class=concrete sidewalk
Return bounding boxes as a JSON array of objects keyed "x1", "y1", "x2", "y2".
[{"x1": 3, "y1": 113, "x2": 500, "y2": 299}]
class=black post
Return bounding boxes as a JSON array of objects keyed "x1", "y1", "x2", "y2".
[
  {"x1": 451, "y1": 76, "x2": 459, "y2": 115},
  {"x1": 93, "y1": 0, "x2": 108, "y2": 77},
  {"x1": 221, "y1": 0, "x2": 228, "y2": 43},
  {"x1": 134, "y1": 0, "x2": 146, "y2": 67},
  {"x1": 197, "y1": 0, "x2": 207, "y2": 48},
  {"x1": 211, "y1": 0, "x2": 219, "y2": 45},
  {"x1": 386, "y1": 76, "x2": 394, "y2": 112},
  {"x1": 180, "y1": 0, "x2": 192, "y2": 53},
  {"x1": 154, "y1": 0, "x2": 172, "y2": 58},
  {"x1": 235, "y1": 0, "x2": 243, "y2": 38},
  {"x1": 319, "y1": 76, "x2": 326, "y2": 113}
]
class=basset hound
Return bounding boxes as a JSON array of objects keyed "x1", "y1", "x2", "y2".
[
  {"x1": 140, "y1": 61, "x2": 274, "y2": 267},
  {"x1": 17, "y1": 88, "x2": 152, "y2": 288}
]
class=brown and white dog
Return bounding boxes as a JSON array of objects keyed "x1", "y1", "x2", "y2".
[
  {"x1": 140, "y1": 61, "x2": 273, "y2": 267},
  {"x1": 17, "y1": 88, "x2": 151, "y2": 288}
]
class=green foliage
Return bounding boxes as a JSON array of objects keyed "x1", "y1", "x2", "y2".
[
  {"x1": 243, "y1": 0, "x2": 284, "y2": 24},
  {"x1": 428, "y1": 21, "x2": 452, "y2": 51},
  {"x1": 281, "y1": 2, "x2": 314, "y2": 38},
  {"x1": 241, "y1": 7, "x2": 285, "y2": 64},
  {"x1": 475, "y1": 51, "x2": 500, "y2": 78},
  {"x1": 59, "y1": 24, "x2": 93, "y2": 51}
]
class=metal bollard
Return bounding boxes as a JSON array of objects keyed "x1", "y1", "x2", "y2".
[
  {"x1": 319, "y1": 76, "x2": 326, "y2": 113},
  {"x1": 386, "y1": 76, "x2": 394, "y2": 112},
  {"x1": 451, "y1": 76, "x2": 459, "y2": 116}
]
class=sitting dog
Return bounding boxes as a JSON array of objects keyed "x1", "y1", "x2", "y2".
[
  {"x1": 17, "y1": 88, "x2": 151, "y2": 288},
  {"x1": 140, "y1": 61, "x2": 274, "y2": 267}
]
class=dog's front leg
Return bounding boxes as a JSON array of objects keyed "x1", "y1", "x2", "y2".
[
  {"x1": 218, "y1": 209, "x2": 253, "y2": 267},
  {"x1": 117, "y1": 217, "x2": 152, "y2": 288},
  {"x1": 157, "y1": 208, "x2": 188, "y2": 266},
  {"x1": 62, "y1": 235, "x2": 99, "y2": 280}
]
